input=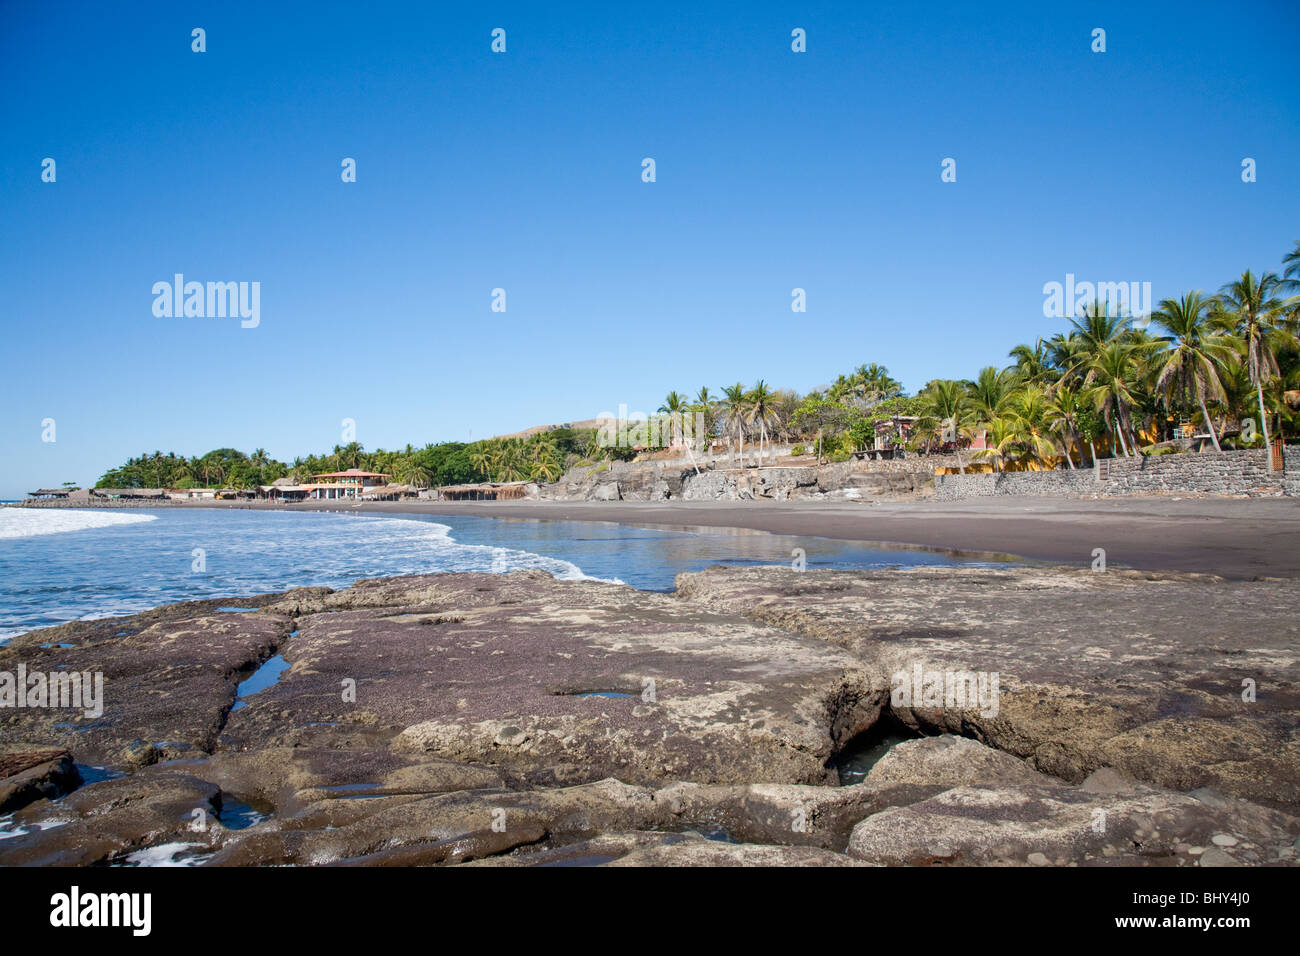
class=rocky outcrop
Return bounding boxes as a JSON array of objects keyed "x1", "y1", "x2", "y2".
[
  {"x1": 0, "y1": 748, "x2": 80, "y2": 813},
  {"x1": 2, "y1": 566, "x2": 1296, "y2": 867},
  {"x1": 544, "y1": 457, "x2": 957, "y2": 502},
  {"x1": 674, "y1": 565, "x2": 1300, "y2": 809},
  {"x1": 846, "y1": 737, "x2": 1296, "y2": 865}
]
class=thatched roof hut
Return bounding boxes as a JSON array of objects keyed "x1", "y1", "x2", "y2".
[{"x1": 437, "y1": 481, "x2": 534, "y2": 501}]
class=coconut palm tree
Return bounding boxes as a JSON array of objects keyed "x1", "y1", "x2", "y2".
[
  {"x1": 1044, "y1": 383, "x2": 1086, "y2": 468},
  {"x1": 691, "y1": 387, "x2": 717, "y2": 445},
  {"x1": 972, "y1": 418, "x2": 1018, "y2": 473},
  {"x1": 919, "y1": 379, "x2": 973, "y2": 472},
  {"x1": 171, "y1": 457, "x2": 195, "y2": 484},
  {"x1": 393, "y1": 457, "x2": 431, "y2": 489},
  {"x1": 1213, "y1": 355, "x2": 1258, "y2": 442},
  {"x1": 1064, "y1": 301, "x2": 1129, "y2": 384},
  {"x1": 336, "y1": 442, "x2": 364, "y2": 470},
  {"x1": 1151, "y1": 292, "x2": 1233, "y2": 452},
  {"x1": 1045, "y1": 331, "x2": 1085, "y2": 382},
  {"x1": 468, "y1": 444, "x2": 494, "y2": 482},
  {"x1": 1281, "y1": 240, "x2": 1300, "y2": 329},
  {"x1": 494, "y1": 438, "x2": 532, "y2": 482},
  {"x1": 720, "y1": 382, "x2": 749, "y2": 462},
  {"x1": 529, "y1": 439, "x2": 563, "y2": 482},
  {"x1": 1008, "y1": 339, "x2": 1054, "y2": 386},
  {"x1": 658, "y1": 391, "x2": 688, "y2": 448},
  {"x1": 1284, "y1": 240, "x2": 1300, "y2": 279},
  {"x1": 1216, "y1": 270, "x2": 1291, "y2": 447},
  {"x1": 1085, "y1": 342, "x2": 1143, "y2": 457},
  {"x1": 1282, "y1": 240, "x2": 1300, "y2": 291},
  {"x1": 965, "y1": 366, "x2": 1015, "y2": 426},
  {"x1": 851, "y1": 363, "x2": 903, "y2": 404},
  {"x1": 744, "y1": 380, "x2": 780, "y2": 464},
  {"x1": 1006, "y1": 385, "x2": 1061, "y2": 466}
]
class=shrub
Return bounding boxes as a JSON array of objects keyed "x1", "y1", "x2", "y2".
[{"x1": 791, "y1": 444, "x2": 806, "y2": 456}]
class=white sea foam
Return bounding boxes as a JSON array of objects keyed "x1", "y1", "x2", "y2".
[
  {"x1": 0, "y1": 815, "x2": 69, "y2": 841},
  {"x1": 0, "y1": 510, "x2": 624, "y2": 644},
  {"x1": 342, "y1": 515, "x2": 622, "y2": 584},
  {"x1": 122, "y1": 841, "x2": 208, "y2": 866},
  {"x1": 0, "y1": 508, "x2": 158, "y2": 540}
]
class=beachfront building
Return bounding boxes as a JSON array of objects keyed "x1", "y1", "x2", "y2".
[
  {"x1": 436, "y1": 481, "x2": 534, "y2": 501},
  {"x1": 873, "y1": 416, "x2": 919, "y2": 452},
  {"x1": 168, "y1": 488, "x2": 218, "y2": 500},
  {"x1": 308, "y1": 469, "x2": 391, "y2": 500},
  {"x1": 258, "y1": 477, "x2": 310, "y2": 501},
  {"x1": 215, "y1": 488, "x2": 258, "y2": 500},
  {"x1": 91, "y1": 488, "x2": 168, "y2": 500},
  {"x1": 362, "y1": 483, "x2": 417, "y2": 501},
  {"x1": 26, "y1": 488, "x2": 76, "y2": 500}
]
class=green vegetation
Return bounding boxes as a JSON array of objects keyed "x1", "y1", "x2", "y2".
[{"x1": 97, "y1": 242, "x2": 1300, "y2": 488}]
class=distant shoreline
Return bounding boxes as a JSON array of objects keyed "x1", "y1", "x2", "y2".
[{"x1": 8, "y1": 495, "x2": 1297, "y2": 580}]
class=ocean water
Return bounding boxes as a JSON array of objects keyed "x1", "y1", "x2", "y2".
[{"x1": 0, "y1": 507, "x2": 1012, "y2": 642}]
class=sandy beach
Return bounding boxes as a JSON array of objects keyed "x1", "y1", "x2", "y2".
[{"x1": 169, "y1": 495, "x2": 1300, "y2": 580}]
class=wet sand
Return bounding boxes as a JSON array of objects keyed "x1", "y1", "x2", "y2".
[{"x1": 241, "y1": 496, "x2": 1300, "y2": 580}]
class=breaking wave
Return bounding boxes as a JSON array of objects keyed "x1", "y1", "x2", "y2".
[{"x1": 0, "y1": 509, "x2": 158, "y2": 540}]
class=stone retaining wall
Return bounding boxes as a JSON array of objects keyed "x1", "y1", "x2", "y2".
[{"x1": 934, "y1": 447, "x2": 1297, "y2": 500}]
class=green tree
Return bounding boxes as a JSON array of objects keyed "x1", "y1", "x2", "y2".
[
  {"x1": 744, "y1": 380, "x2": 780, "y2": 464},
  {"x1": 1152, "y1": 291, "x2": 1234, "y2": 451},
  {"x1": 1216, "y1": 270, "x2": 1291, "y2": 447}
]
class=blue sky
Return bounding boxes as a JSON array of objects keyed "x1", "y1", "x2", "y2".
[{"x1": 2, "y1": 0, "x2": 1297, "y2": 496}]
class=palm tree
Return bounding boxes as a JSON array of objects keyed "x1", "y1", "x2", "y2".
[
  {"x1": 972, "y1": 418, "x2": 1018, "y2": 473},
  {"x1": 965, "y1": 366, "x2": 1015, "y2": 425},
  {"x1": 1280, "y1": 240, "x2": 1300, "y2": 330},
  {"x1": 1284, "y1": 240, "x2": 1300, "y2": 280},
  {"x1": 1045, "y1": 331, "x2": 1085, "y2": 381},
  {"x1": 493, "y1": 438, "x2": 530, "y2": 482},
  {"x1": 1006, "y1": 385, "x2": 1060, "y2": 466},
  {"x1": 337, "y1": 442, "x2": 364, "y2": 470},
  {"x1": 581, "y1": 430, "x2": 608, "y2": 463},
  {"x1": 720, "y1": 382, "x2": 749, "y2": 462},
  {"x1": 1216, "y1": 270, "x2": 1290, "y2": 446},
  {"x1": 393, "y1": 457, "x2": 431, "y2": 488},
  {"x1": 1008, "y1": 339, "x2": 1054, "y2": 386},
  {"x1": 1151, "y1": 292, "x2": 1233, "y2": 452},
  {"x1": 851, "y1": 363, "x2": 902, "y2": 405},
  {"x1": 692, "y1": 387, "x2": 717, "y2": 444},
  {"x1": 1086, "y1": 342, "x2": 1143, "y2": 457},
  {"x1": 827, "y1": 374, "x2": 854, "y2": 403},
  {"x1": 658, "y1": 391, "x2": 688, "y2": 447},
  {"x1": 529, "y1": 439, "x2": 563, "y2": 482},
  {"x1": 1064, "y1": 301, "x2": 1129, "y2": 384},
  {"x1": 468, "y1": 444, "x2": 494, "y2": 482},
  {"x1": 1282, "y1": 240, "x2": 1300, "y2": 294},
  {"x1": 744, "y1": 380, "x2": 780, "y2": 465},
  {"x1": 1044, "y1": 383, "x2": 1086, "y2": 468},
  {"x1": 171, "y1": 457, "x2": 195, "y2": 484},
  {"x1": 919, "y1": 379, "x2": 972, "y2": 472}
]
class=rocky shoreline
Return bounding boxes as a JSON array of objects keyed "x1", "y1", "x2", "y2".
[
  {"x1": 543, "y1": 456, "x2": 955, "y2": 502},
  {"x1": 2, "y1": 565, "x2": 1297, "y2": 866}
]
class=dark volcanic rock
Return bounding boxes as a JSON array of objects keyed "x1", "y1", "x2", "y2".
[
  {"x1": 675, "y1": 565, "x2": 1300, "y2": 809},
  {"x1": 0, "y1": 748, "x2": 80, "y2": 813},
  {"x1": 230, "y1": 571, "x2": 879, "y2": 787},
  {"x1": 1, "y1": 611, "x2": 290, "y2": 765},
  {"x1": 1, "y1": 566, "x2": 1296, "y2": 867}
]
